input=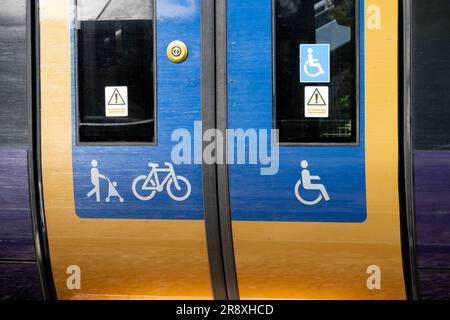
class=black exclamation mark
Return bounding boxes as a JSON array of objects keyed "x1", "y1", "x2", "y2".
[
  {"x1": 315, "y1": 93, "x2": 318, "y2": 104},
  {"x1": 115, "y1": 92, "x2": 118, "y2": 104}
]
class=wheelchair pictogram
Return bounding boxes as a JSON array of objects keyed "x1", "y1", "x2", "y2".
[
  {"x1": 294, "y1": 160, "x2": 330, "y2": 206},
  {"x1": 304, "y1": 48, "x2": 326, "y2": 78},
  {"x1": 300, "y1": 44, "x2": 330, "y2": 83},
  {"x1": 132, "y1": 162, "x2": 192, "y2": 202}
]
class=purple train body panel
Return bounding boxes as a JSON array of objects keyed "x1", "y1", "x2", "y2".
[
  {"x1": 414, "y1": 151, "x2": 450, "y2": 298},
  {"x1": 0, "y1": 263, "x2": 43, "y2": 300},
  {"x1": 414, "y1": 151, "x2": 450, "y2": 268},
  {"x1": 0, "y1": 150, "x2": 35, "y2": 260},
  {"x1": 419, "y1": 271, "x2": 450, "y2": 300},
  {"x1": 0, "y1": 150, "x2": 42, "y2": 299}
]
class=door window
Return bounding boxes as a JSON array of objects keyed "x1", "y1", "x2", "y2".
[
  {"x1": 274, "y1": 0, "x2": 358, "y2": 144},
  {"x1": 76, "y1": 0, "x2": 155, "y2": 144}
]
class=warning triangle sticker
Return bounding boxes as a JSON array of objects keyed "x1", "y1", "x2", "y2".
[
  {"x1": 307, "y1": 89, "x2": 326, "y2": 106},
  {"x1": 107, "y1": 89, "x2": 126, "y2": 106}
]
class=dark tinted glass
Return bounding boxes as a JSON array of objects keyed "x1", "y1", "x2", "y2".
[
  {"x1": 412, "y1": 0, "x2": 450, "y2": 150},
  {"x1": 76, "y1": 0, "x2": 154, "y2": 144},
  {"x1": 275, "y1": 0, "x2": 357, "y2": 144}
]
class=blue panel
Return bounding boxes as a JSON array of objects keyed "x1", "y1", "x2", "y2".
[
  {"x1": 0, "y1": 150, "x2": 35, "y2": 260},
  {"x1": 227, "y1": 0, "x2": 366, "y2": 222},
  {"x1": 0, "y1": 262, "x2": 43, "y2": 300},
  {"x1": 72, "y1": 0, "x2": 204, "y2": 220}
]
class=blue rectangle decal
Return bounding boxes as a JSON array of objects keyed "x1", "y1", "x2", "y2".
[
  {"x1": 227, "y1": 0, "x2": 366, "y2": 223},
  {"x1": 71, "y1": 0, "x2": 204, "y2": 220},
  {"x1": 300, "y1": 44, "x2": 331, "y2": 83}
]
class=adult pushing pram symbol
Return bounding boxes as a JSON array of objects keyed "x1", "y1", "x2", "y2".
[
  {"x1": 300, "y1": 44, "x2": 330, "y2": 83},
  {"x1": 86, "y1": 160, "x2": 124, "y2": 203}
]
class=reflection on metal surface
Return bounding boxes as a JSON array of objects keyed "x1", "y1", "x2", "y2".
[
  {"x1": 316, "y1": 20, "x2": 351, "y2": 51},
  {"x1": 158, "y1": 0, "x2": 196, "y2": 20},
  {"x1": 77, "y1": 0, "x2": 152, "y2": 21},
  {"x1": 77, "y1": 0, "x2": 198, "y2": 21}
]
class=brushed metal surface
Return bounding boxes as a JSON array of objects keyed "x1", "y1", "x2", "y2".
[
  {"x1": 0, "y1": 150, "x2": 35, "y2": 261},
  {"x1": 0, "y1": 0, "x2": 29, "y2": 147},
  {"x1": 0, "y1": 262, "x2": 43, "y2": 300}
]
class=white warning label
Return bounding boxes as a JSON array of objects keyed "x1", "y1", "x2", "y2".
[
  {"x1": 105, "y1": 86, "x2": 128, "y2": 117},
  {"x1": 304, "y1": 86, "x2": 329, "y2": 118}
]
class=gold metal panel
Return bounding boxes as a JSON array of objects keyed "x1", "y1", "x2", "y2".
[
  {"x1": 39, "y1": 0, "x2": 211, "y2": 300},
  {"x1": 232, "y1": 0, "x2": 406, "y2": 300}
]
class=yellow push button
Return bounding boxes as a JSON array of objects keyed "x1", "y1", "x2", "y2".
[{"x1": 167, "y1": 40, "x2": 188, "y2": 63}]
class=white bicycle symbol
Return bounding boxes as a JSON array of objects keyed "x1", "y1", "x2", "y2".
[
  {"x1": 132, "y1": 162, "x2": 192, "y2": 202},
  {"x1": 294, "y1": 160, "x2": 330, "y2": 206}
]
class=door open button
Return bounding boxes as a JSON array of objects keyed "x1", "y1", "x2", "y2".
[{"x1": 167, "y1": 40, "x2": 188, "y2": 63}]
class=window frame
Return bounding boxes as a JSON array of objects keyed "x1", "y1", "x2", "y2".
[
  {"x1": 272, "y1": 0, "x2": 361, "y2": 147},
  {"x1": 74, "y1": 0, "x2": 158, "y2": 147}
]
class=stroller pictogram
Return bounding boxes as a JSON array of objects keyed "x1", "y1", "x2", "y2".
[
  {"x1": 86, "y1": 160, "x2": 124, "y2": 203},
  {"x1": 105, "y1": 177, "x2": 124, "y2": 203}
]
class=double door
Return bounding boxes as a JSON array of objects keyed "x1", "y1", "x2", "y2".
[{"x1": 39, "y1": 0, "x2": 406, "y2": 300}]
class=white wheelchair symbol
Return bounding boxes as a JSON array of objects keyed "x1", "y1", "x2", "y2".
[
  {"x1": 132, "y1": 162, "x2": 192, "y2": 202},
  {"x1": 294, "y1": 160, "x2": 330, "y2": 206},
  {"x1": 304, "y1": 48, "x2": 326, "y2": 78}
]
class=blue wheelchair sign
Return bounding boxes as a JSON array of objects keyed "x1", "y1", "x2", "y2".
[{"x1": 300, "y1": 44, "x2": 330, "y2": 83}]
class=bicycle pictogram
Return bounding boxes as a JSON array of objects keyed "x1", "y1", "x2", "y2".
[{"x1": 132, "y1": 162, "x2": 192, "y2": 202}]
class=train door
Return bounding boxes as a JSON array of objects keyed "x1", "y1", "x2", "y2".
[
  {"x1": 225, "y1": 0, "x2": 407, "y2": 299},
  {"x1": 39, "y1": 0, "x2": 215, "y2": 299}
]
